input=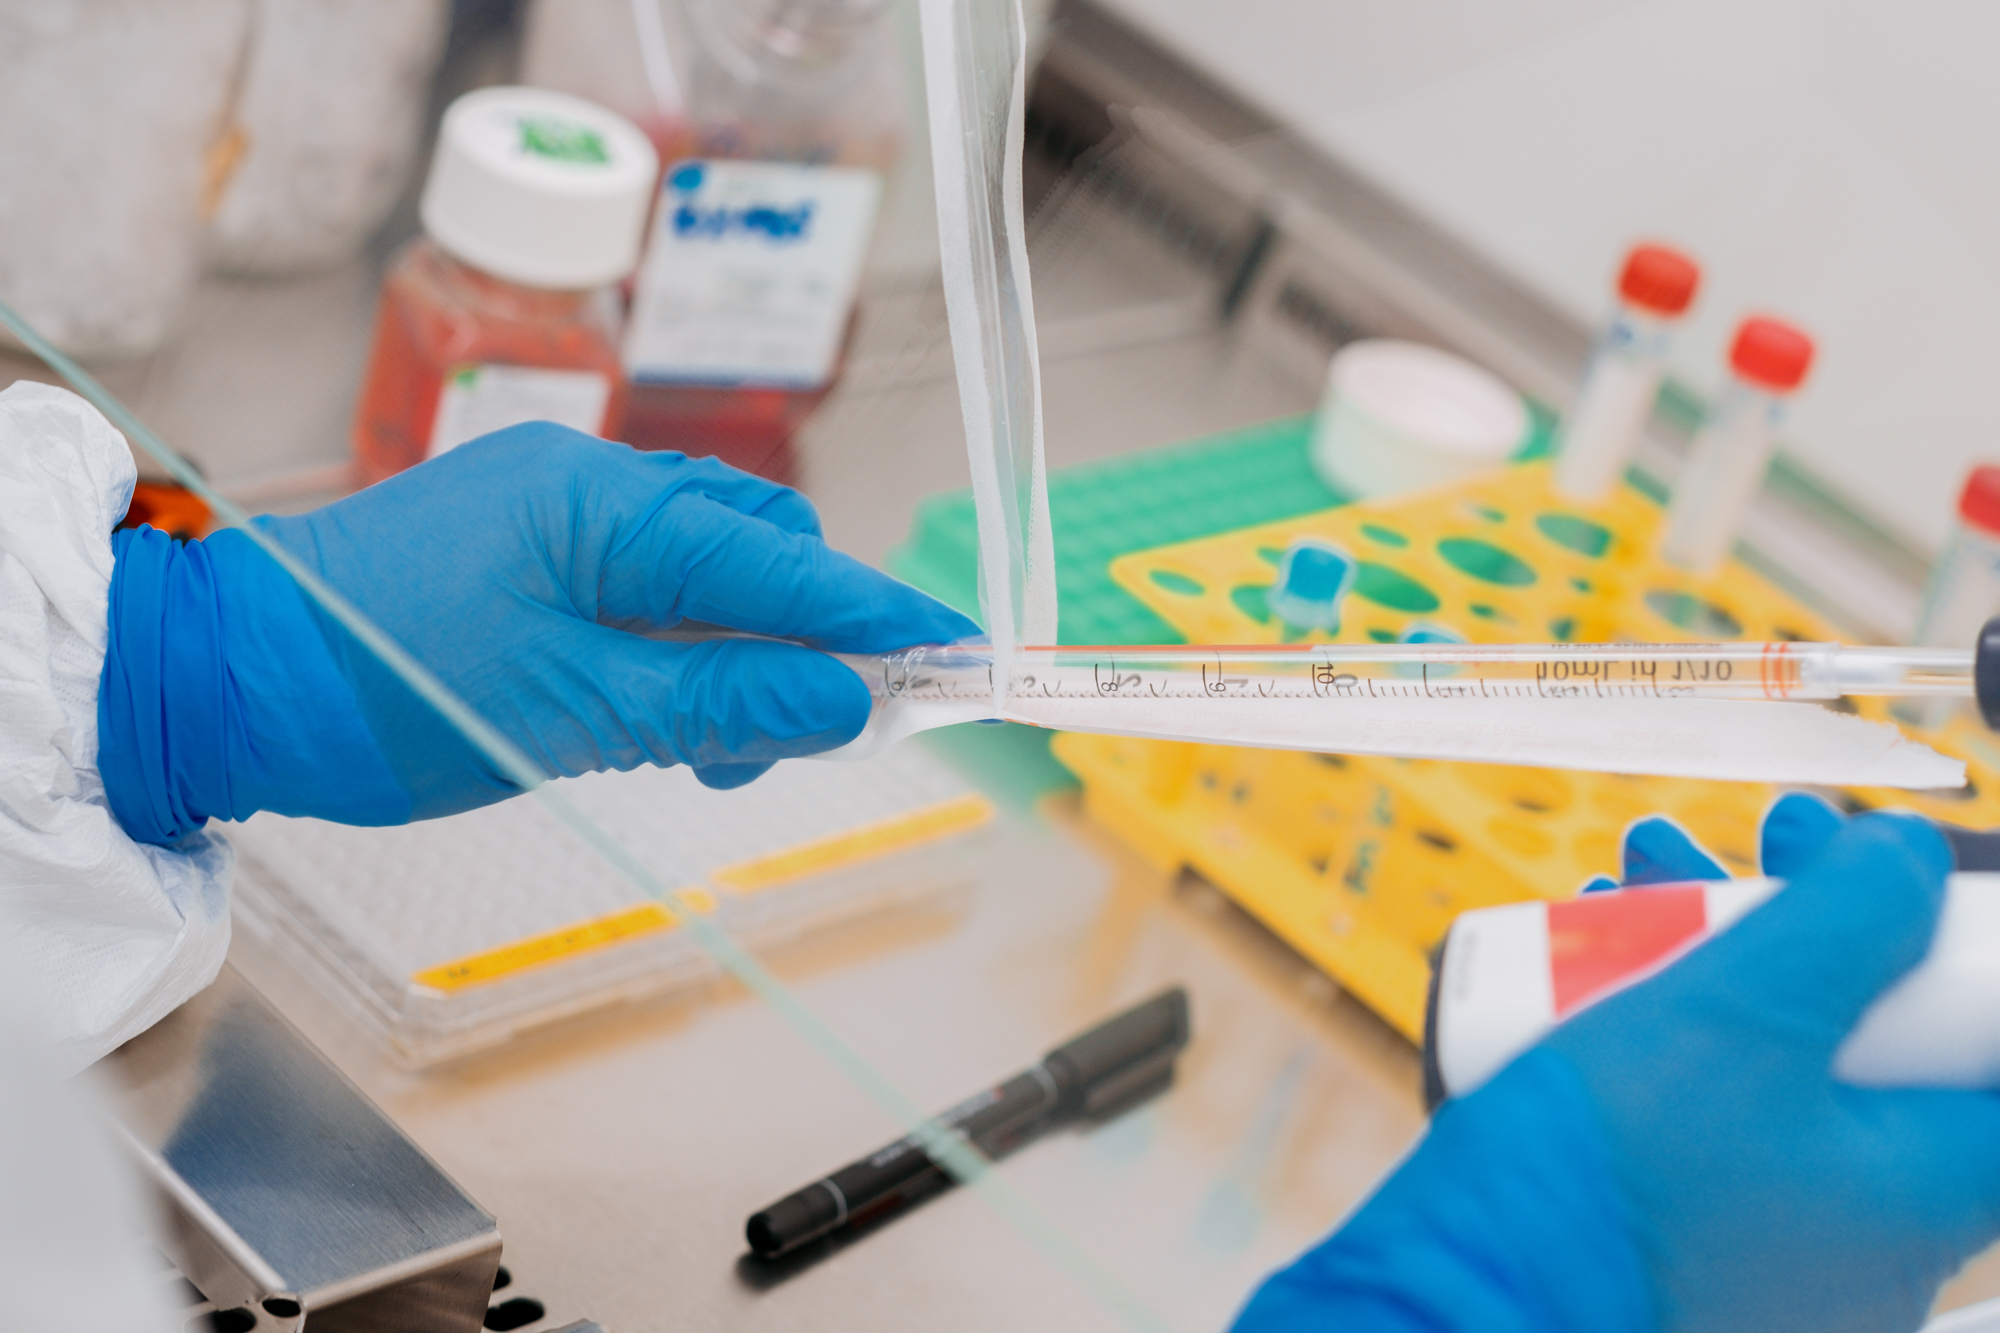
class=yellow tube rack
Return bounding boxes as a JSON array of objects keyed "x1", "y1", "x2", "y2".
[{"x1": 1049, "y1": 461, "x2": 2000, "y2": 1040}]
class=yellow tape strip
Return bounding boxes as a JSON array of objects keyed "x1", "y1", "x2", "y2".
[
  {"x1": 712, "y1": 793, "x2": 995, "y2": 894},
  {"x1": 410, "y1": 795, "x2": 992, "y2": 992},
  {"x1": 412, "y1": 891, "x2": 712, "y2": 993}
]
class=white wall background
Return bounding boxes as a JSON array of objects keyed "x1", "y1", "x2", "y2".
[{"x1": 1099, "y1": 0, "x2": 2000, "y2": 554}]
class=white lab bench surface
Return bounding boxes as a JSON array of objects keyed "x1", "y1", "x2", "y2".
[{"x1": 228, "y1": 796, "x2": 1426, "y2": 1331}]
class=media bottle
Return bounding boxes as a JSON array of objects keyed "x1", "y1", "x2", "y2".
[
  {"x1": 352, "y1": 87, "x2": 658, "y2": 487},
  {"x1": 620, "y1": 0, "x2": 903, "y2": 481}
]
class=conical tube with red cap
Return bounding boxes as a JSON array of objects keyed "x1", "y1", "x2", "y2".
[
  {"x1": 1552, "y1": 243, "x2": 1701, "y2": 502},
  {"x1": 1658, "y1": 315, "x2": 1816, "y2": 573},
  {"x1": 1914, "y1": 467, "x2": 2000, "y2": 652},
  {"x1": 1899, "y1": 467, "x2": 2000, "y2": 729}
]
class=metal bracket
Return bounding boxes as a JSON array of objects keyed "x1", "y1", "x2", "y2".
[{"x1": 97, "y1": 964, "x2": 502, "y2": 1332}]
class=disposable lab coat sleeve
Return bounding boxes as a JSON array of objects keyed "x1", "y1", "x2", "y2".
[{"x1": 0, "y1": 382, "x2": 231, "y2": 1074}]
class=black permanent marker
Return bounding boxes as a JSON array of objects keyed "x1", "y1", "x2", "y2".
[{"x1": 744, "y1": 987, "x2": 1191, "y2": 1259}]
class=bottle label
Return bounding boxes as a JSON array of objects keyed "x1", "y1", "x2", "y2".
[
  {"x1": 623, "y1": 160, "x2": 881, "y2": 390},
  {"x1": 427, "y1": 364, "x2": 612, "y2": 458}
]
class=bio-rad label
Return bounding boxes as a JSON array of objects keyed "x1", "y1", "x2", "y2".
[
  {"x1": 427, "y1": 364, "x2": 611, "y2": 457},
  {"x1": 623, "y1": 160, "x2": 881, "y2": 390}
]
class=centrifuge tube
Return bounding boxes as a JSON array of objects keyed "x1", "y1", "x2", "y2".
[
  {"x1": 1658, "y1": 316, "x2": 1815, "y2": 574},
  {"x1": 1552, "y1": 243, "x2": 1700, "y2": 503}
]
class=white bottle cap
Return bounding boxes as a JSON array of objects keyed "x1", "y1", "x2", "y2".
[
  {"x1": 1309, "y1": 340, "x2": 1528, "y2": 499},
  {"x1": 420, "y1": 86, "x2": 660, "y2": 290}
]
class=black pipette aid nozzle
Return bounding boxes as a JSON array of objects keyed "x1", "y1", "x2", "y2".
[{"x1": 1977, "y1": 616, "x2": 2000, "y2": 732}]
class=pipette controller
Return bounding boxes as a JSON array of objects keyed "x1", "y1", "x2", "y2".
[{"x1": 1427, "y1": 861, "x2": 2000, "y2": 1105}]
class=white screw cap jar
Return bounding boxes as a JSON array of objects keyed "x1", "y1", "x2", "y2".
[
  {"x1": 1308, "y1": 340, "x2": 1529, "y2": 500},
  {"x1": 421, "y1": 86, "x2": 660, "y2": 290}
]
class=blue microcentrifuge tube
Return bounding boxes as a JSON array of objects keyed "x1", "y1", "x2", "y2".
[
  {"x1": 1267, "y1": 538, "x2": 1357, "y2": 632},
  {"x1": 1396, "y1": 622, "x2": 1466, "y2": 676}
]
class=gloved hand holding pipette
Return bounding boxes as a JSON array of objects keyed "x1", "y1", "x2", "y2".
[
  {"x1": 1233, "y1": 795, "x2": 2000, "y2": 1333},
  {"x1": 99, "y1": 419, "x2": 980, "y2": 843},
  {"x1": 4, "y1": 382, "x2": 975, "y2": 1070}
]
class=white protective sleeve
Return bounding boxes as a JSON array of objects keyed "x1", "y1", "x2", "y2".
[{"x1": 0, "y1": 382, "x2": 232, "y2": 1075}]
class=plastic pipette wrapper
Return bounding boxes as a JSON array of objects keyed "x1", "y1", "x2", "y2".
[
  {"x1": 1426, "y1": 873, "x2": 2000, "y2": 1104},
  {"x1": 824, "y1": 640, "x2": 1968, "y2": 789},
  {"x1": 919, "y1": 0, "x2": 1056, "y2": 695}
]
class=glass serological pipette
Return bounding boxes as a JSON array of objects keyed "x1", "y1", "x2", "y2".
[
  {"x1": 837, "y1": 638, "x2": 1980, "y2": 711},
  {"x1": 678, "y1": 623, "x2": 1989, "y2": 787}
]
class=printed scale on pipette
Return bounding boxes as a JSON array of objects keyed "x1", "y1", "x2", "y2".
[
  {"x1": 825, "y1": 634, "x2": 1991, "y2": 792},
  {"x1": 845, "y1": 640, "x2": 1974, "y2": 706}
]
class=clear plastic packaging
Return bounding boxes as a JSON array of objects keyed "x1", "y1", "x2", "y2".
[
  {"x1": 919, "y1": 0, "x2": 1056, "y2": 680},
  {"x1": 228, "y1": 743, "x2": 992, "y2": 1066}
]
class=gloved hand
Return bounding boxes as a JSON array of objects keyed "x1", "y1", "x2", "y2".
[
  {"x1": 99, "y1": 424, "x2": 979, "y2": 843},
  {"x1": 1233, "y1": 795, "x2": 2000, "y2": 1333}
]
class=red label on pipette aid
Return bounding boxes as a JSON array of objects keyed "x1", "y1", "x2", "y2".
[
  {"x1": 1431, "y1": 879, "x2": 1777, "y2": 1101},
  {"x1": 1547, "y1": 887, "x2": 1713, "y2": 1014}
]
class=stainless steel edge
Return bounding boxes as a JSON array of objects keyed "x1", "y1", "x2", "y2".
[{"x1": 96, "y1": 964, "x2": 503, "y2": 1331}]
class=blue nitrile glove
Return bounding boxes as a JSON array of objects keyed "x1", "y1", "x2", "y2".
[
  {"x1": 1576, "y1": 810, "x2": 1732, "y2": 894},
  {"x1": 1233, "y1": 795, "x2": 2000, "y2": 1333},
  {"x1": 98, "y1": 424, "x2": 980, "y2": 844}
]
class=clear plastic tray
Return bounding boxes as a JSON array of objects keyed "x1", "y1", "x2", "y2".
[{"x1": 228, "y1": 743, "x2": 992, "y2": 1066}]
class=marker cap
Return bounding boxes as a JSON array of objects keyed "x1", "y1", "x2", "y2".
[{"x1": 1043, "y1": 989, "x2": 1190, "y2": 1117}]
